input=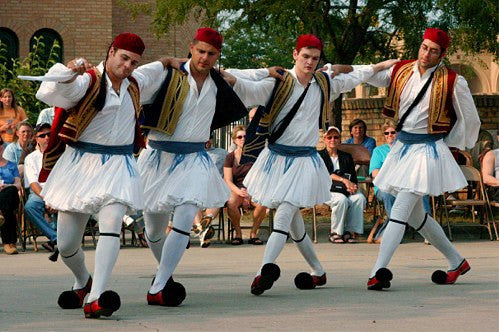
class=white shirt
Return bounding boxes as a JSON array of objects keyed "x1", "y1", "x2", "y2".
[
  {"x1": 36, "y1": 61, "x2": 166, "y2": 146},
  {"x1": 24, "y1": 149, "x2": 44, "y2": 188},
  {"x1": 232, "y1": 65, "x2": 374, "y2": 147},
  {"x1": 367, "y1": 61, "x2": 480, "y2": 150},
  {"x1": 147, "y1": 59, "x2": 220, "y2": 143}
]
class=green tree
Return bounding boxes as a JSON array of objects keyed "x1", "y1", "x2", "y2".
[
  {"x1": 124, "y1": 0, "x2": 497, "y2": 126},
  {"x1": 0, "y1": 36, "x2": 60, "y2": 124}
]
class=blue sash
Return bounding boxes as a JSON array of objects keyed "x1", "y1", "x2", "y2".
[
  {"x1": 68, "y1": 141, "x2": 136, "y2": 176},
  {"x1": 265, "y1": 143, "x2": 320, "y2": 173},
  {"x1": 148, "y1": 140, "x2": 210, "y2": 173},
  {"x1": 397, "y1": 131, "x2": 446, "y2": 159}
]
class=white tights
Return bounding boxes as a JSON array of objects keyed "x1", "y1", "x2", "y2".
[
  {"x1": 58, "y1": 203, "x2": 127, "y2": 302},
  {"x1": 259, "y1": 202, "x2": 324, "y2": 276},
  {"x1": 146, "y1": 203, "x2": 199, "y2": 294},
  {"x1": 370, "y1": 191, "x2": 464, "y2": 277}
]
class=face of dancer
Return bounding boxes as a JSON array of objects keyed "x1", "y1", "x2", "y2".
[
  {"x1": 383, "y1": 126, "x2": 397, "y2": 145},
  {"x1": 324, "y1": 130, "x2": 341, "y2": 151},
  {"x1": 106, "y1": 47, "x2": 142, "y2": 81},
  {"x1": 35, "y1": 128, "x2": 51, "y2": 152},
  {"x1": 0, "y1": 90, "x2": 13, "y2": 108},
  {"x1": 293, "y1": 47, "x2": 321, "y2": 77},
  {"x1": 418, "y1": 39, "x2": 444, "y2": 73},
  {"x1": 16, "y1": 124, "x2": 32, "y2": 146},
  {"x1": 233, "y1": 130, "x2": 246, "y2": 149},
  {"x1": 189, "y1": 41, "x2": 220, "y2": 75}
]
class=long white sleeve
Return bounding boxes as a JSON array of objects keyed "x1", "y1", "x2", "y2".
[
  {"x1": 132, "y1": 61, "x2": 167, "y2": 103},
  {"x1": 444, "y1": 76, "x2": 481, "y2": 150},
  {"x1": 36, "y1": 63, "x2": 90, "y2": 109},
  {"x1": 226, "y1": 68, "x2": 270, "y2": 81},
  {"x1": 329, "y1": 65, "x2": 375, "y2": 100}
]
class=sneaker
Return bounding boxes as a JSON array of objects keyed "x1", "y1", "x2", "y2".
[{"x1": 200, "y1": 225, "x2": 215, "y2": 247}]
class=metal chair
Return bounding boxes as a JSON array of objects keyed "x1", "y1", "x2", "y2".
[{"x1": 440, "y1": 165, "x2": 498, "y2": 240}]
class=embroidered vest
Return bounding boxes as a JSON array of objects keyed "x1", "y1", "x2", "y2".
[
  {"x1": 241, "y1": 70, "x2": 330, "y2": 163},
  {"x1": 141, "y1": 64, "x2": 248, "y2": 135},
  {"x1": 383, "y1": 59, "x2": 457, "y2": 134},
  {"x1": 39, "y1": 69, "x2": 144, "y2": 182}
]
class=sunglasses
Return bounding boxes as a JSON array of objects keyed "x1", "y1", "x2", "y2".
[
  {"x1": 235, "y1": 135, "x2": 246, "y2": 139},
  {"x1": 36, "y1": 133, "x2": 50, "y2": 138},
  {"x1": 384, "y1": 131, "x2": 396, "y2": 135},
  {"x1": 325, "y1": 135, "x2": 340, "y2": 140}
]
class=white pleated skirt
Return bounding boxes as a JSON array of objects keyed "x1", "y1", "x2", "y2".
[
  {"x1": 138, "y1": 146, "x2": 230, "y2": 213},
  {"x1": 42, "y1": 146, "x2": 144, "y2": 214},
  {"x1": 373, "y1": 139, "x2": 467, "y2": 196},
  {"x1": 243, "y1": 147, "x2": 332, "y2": 208}
]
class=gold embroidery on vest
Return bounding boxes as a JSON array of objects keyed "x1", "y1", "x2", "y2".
[
  {"x1": 383, "y1": 61, "x2": 414, "y2": 120},
  {"x1": 142, "y1": 69, "x2": 189, "y2": 136},
  {"x1": 314, "y1": 72, "x2": 330, "y2": 130}
]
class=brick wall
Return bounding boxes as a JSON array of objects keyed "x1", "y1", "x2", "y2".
[
  {"x1": 338, "y1": 95, "x2": 499, "y2": 145},
  {"x1": 1, "y1": 0, "x2": 200, "y2": 65}
]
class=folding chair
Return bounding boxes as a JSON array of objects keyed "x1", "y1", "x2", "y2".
[{"x1": 441, "y1": 165, "x2": 498, "y2": 240}]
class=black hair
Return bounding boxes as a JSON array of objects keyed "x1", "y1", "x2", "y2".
[{"x1": 93, "y1": 42, "x2": 114, "y2": 112}]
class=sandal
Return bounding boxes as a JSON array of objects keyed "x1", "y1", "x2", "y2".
[
  {"x1": 342, "y1": 232, "x2": 357, "y2": 243},
  {"x1": 137, "y1": 233, "x2": 149, "y2": 248},
  {"x1": 248, "y1": 237, "x2": 264, "y2": 245},
  {"x1": 328, "y1": 233, "x2": 344, "y2": 243},
  {"x1": 231, "y1": 237, "x2": 243, "y2": 245}
]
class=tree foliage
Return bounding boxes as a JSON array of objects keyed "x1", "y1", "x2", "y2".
[
  {"x1": 133, "y1": 0, "x2": 497, "y2": 68},
  {"x1": 0, "y1": 36, "x2": 60, "y2": 124}
]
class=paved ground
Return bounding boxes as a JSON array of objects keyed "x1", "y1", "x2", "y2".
[{"x1": 1, "y1": 235, "x2": 498, "y2": 331}]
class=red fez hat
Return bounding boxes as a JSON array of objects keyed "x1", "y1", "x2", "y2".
[
  {"x1": 194, "y1": 28, "x2": 223, "y2": 51},
  {"x1": 112, "y1": 32, "x2": 145, "y2": 56},
  {"x1": 423, "y1": 28, "x2": 450, "y2": 51},
  {"x1": 295, "y1": 34, "x2": 323, "y2": 51}
]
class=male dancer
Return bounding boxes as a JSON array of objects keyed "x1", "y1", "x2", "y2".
[
  {"x1": 365, "y1": 28, "x2": 480, "y2": 290},
  {"x1": 224, "y1": 34, "x2": 396, "y2": 295},
  {"x1": 138, "y1": 28, "x2": 276, "y2": 306},
  {"x1": 36, "y1": 33, "x2": 171, "y2": 318}
]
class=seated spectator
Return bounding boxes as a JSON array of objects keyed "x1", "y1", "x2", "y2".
[
  {"x1": 224, "y1": 125, "x2": 266, "y2": 245},
  {"x1": 0, "y1": 88, "x2": 27, "y2": 143},
  {"x1": 319, "y1": 126, "x2": 366, "y2": 243},
  {"x1": 344, "y1": 118, "x2": 376, "y2": 155},
  {"x1": 481, "y1": 129, "x2": 499, "y2": 202},
  {"x1": 36, "y1": 106, "x2": 55, "y2": 125},
  {"x1": 2, "y1": 122, "x2": 34, "y2": 178},
  {"x1": 0, "y1": 137, "x2": 21, "y2": 254},
  {"x1": 24, "y1": 123, "x2": 57, "y2": 251},
  {"x1": 193, "y1": 135, "x2": 229, "y2": 248},
  {"x1": 369, "y1": 120, "x2": 397, "y2": 217}
]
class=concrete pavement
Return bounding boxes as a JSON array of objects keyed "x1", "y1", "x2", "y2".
[{"x1": 0, "y1": 239, "x2": 498, "y2": 331}]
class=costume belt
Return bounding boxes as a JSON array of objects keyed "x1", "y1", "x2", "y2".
[
  {"x1": 397, "y1": 131, "x2": 446, "y2": 160},
  {"x1": 265, "y1": 143, "x2": 319, "y2": 173},
  {"x1": 67, "y1": 141, "x2": 136, "y2": 176},
  {"x1": 148, "y1": 140, "x2": 209, "y2": 173},
  {"x1": 268, "y1": 143, "x2": 317, "y2": 157}
]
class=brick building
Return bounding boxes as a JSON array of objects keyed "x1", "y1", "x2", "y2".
[{"x1": 0, "y1": 0, "x2": 198, "y2": 65}]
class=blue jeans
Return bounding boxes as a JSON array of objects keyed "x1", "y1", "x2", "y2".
[
  {"x1": 375, "y1": 190, "x2": 396, "y2": 217},
  {"x1": 24, "y1": 193, "x2": 57, "y2": 243}
]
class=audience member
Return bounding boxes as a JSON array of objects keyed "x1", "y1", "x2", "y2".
[
  {"x1": 2, "y1": 122, "x2": 34, "y2": 177},
  {"x1": 192, "y1": 135, "x2": 229, "y2": 248},
  {"x1": 0, "y1": 136, "x2": 21, "y2": 254},
  {"x1": 224, "y1": 125, "x2": 266, "y2": 245},
  {"x1": 344, "y1": 118, "x2": 376, "y2": 154},
  {"x1": 0, "y1": 88, "x2": 28, "y2": 143},
  {"x1": 481, "y1": 129, "x2": 499, "y2": 202},
  {"x1": 37, "y1": 106, "x2": 55, "y2": 125},
  {"x1": 369, "y1": 120, "x2": 397, "y2": 216},
  {"x1": 24, "y1": 123, "x2": 57, "y2": 252},
  {"x1": 319, "y1": 126, "x2": 366, "y2": 243}
]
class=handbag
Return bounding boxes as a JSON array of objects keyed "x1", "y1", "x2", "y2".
[{"x1": 331, "y1": 180, "x2": 350, "y2": 196}]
